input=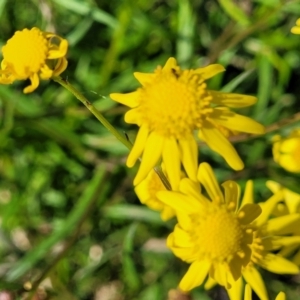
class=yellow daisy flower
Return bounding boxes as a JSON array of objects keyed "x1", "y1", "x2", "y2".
[
  {"x1": 244, "y1": 284, "x2": 285, "y2": 300},
  {"x1": 0, "y1": 27, "x2": 68, "y2": 93},
  {"x1": 110, "y1": 58, "x2": 264, "y2": 188},
  {"x1": 135, "y1": 167, "x2": 175, "y2": 221},
  {"x1": 221, "y1": 181, "x2": 300, "y2": 300},
  {"x1": 272, "y1": 129, "x2": 300, "y2": 173},
  {"x1": 291, "y1": 18, "x2": 300, "y2": 35},
  {"x1": 156, "y1": 162, "x2": 263, "y2": 290}
]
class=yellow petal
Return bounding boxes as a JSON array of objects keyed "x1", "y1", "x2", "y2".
[
  {"x1": 178, "y1": 137, "x2": 198, "y2": 181},
  {"x1": 125, "y1": 108, "x2": 141, "y2": 125},
  {"x1": 259, "y1": 253, "x2": 299, "y2": 274},
  {"x1": 275, "y1": 292, "x2": 286, "y2": 300},
  {"x1": 179, "y1": 260, "x2": 211, "y2": 292},
  {"x1": 179, "y1": 178, "x2": 204, "y2": 204},
  {"x1": 163, "y1": 57, "x2": 177, "y2": 70},
  {"x1": 240, "y1": 180, "x2": 254, "y2": 207},
  {"x1": 208, "y1": 91, "x2": 257, "y2": 107},
  {"x1": 133, "y1": 131, "x2": 164, "y2": 185},
  {"x1": 133, "y1": 72, "x2": 155, "y2": 86},
  {"x1": 127, "y1": 125, "x2": 149, "y2": 167},
  {"x1": 157, "y1": 191, "x2": 202, "y2": 214},
  {"x1": 199, "y1": 122, "x2": 244, "y2": 170},
  {"x1": 204, "y1": 276, "x2": 217, "y2": 290},
  {"x1": 222, "y1": 180, "x2": 239, "y2": 211},
  {"x1": 238, "y1": 204, "x2": 261, "y2": 225},
  {"x1": 243, "y1": 284, "x2": 251, "y2": 300},
  {"x1": 162, "y1": 138, "x2": 181, "y2": 190},
  {"x1": 265, "y1": 213, "x2": 300, "y2": 235},
  {"x1": 194, "y1": 64, "x2": 225, "y2": 80},
  {"x1": 242, "y1": 267, "x2": 268, "y2": 300},
  {"x1": 24, "y1": 73, "x2": 39, "y2": 93},
  {"x1": 197, "y1": 162, "x2": 224, "y2": 204},
  {"x1": 256, "y1": 191, "x2": 284, "y2": 227},
  {"x1": 110, "y1": 91, "x2": 140, "y2": 108},
  {"x1": 210, "y1": 109, "x2": 265, "y2": 134}
]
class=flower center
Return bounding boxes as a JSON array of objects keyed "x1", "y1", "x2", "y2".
[
  {"x1": 138, "y1": 67, "x2": 213, "y2": 139},
  {"x1": 193, "y1": 205, "x2": 243, "y2": 261},
  {"x1": 2, "y1": 28, "x2": 48, "y2": 78}
]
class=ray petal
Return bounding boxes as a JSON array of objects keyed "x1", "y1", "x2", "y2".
[
  {"x1": 127, "y1": 125, "x2": 149, "y2": 167},
  {"x1": 163, "y1": 57, "x2": 177, "y2": 70},
  {"x1": 133, "y1": 132, "x2": 164, "y2": 185},
  {"x1": 162, "y1": 138, "x2": 181, "y2": 190},
  {"x1": 133, "y1": 72, "x2": 156, "y2": 86},
  {"x1": 110, "y1": 91, "x2": 140, "y2": 108},
  {"x1": 194, "y1": 64, "x2": 225, "y2": 80},
  {"x1": 199, "y1": 122, "x2": 244, "y2": 170},
  {"x1": 179, "y1": 260, "x2": 211, "y2": 292},
  {"x1": 226, "y1": 278, "x2": 243, "y2": 300},
  {"x1": 242, "y1": 267, "x2": 268, "y2": 300},
  {"x1": 178, "y1": 137, "x2": 198, "y2": 181},
  {"x1": 197, "y1": 162, "x2": 224, "y2": 204},
  {"x1": 209, "y1": 109, "x2": 265, "y2": 134},
  {"x1": 208, "y1": 91, "x2": 257, "y2": 107},
  {"x1": 260, "y1": 253, "x2": 299, "y2": 274}
]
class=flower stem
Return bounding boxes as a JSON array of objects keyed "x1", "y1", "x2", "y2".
[{"x1": 52, "y1": 76, "x2": 132, "y2": 150}]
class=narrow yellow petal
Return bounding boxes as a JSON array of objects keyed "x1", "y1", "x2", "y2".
[
  {"x1": 179, "y1": 178, "x2": 204, "y2": 204},
  {"x1": 162, "y1": 138, "x2": 181, "y2": 190},
  {"x1": 265, "y1": 213, "x2": 300, "y2": 235},
  {"x1": 133, "y1": 132, "x2": 164, "y2": 185},
  {"x1": 199, "y1": 122, "x2": 244, "y2": 170},
  {"x1": 222, "y1": 180, "x2": 239, "y2": 210},
  {"x1": 238, "y1": 204, "x2": 261, "y2": 225},
  {"x1": 275, "y1": 292, "x2": 286, "y2": 300},
  {"x1": 259, "y1": 253, "x2": 299, "y2": 274},
  {"x1": 124, "y1": 108, "x2": 141, "y2": 125},
  {"x1": 133, "y1": 72, "x2": 156, "y2": 86},
  {"x1": 157, "y1": 191, "x2": 202, "y2": 214},
  {"x1": 240, "y1": 180, "x2": 254, "y2": 207},
  {"x1": 208, "y1": 91, "x2": 257, "y2": 107},
  {"x1": 110, "y1": 91, "x2": 140, "y2": 108},
  {"x1": 24, "y1": 73, "x2": 39, "y2": 94},
  {"x1": 127, "y1": 125, "x2": 149, "y2": 168},
  {"x1": 194, "y1": 64, "x2": 225, "y2": 80},
  {"x1": 163, "y1": 57, "x2": 177, "y2": 70},
  {"x1": 228, "y1": 278, "x2": 246, "y2": 300},
  {"x1": 178, "y1": 137, "x2": 198, "y2": 181},
  {"x1": 210, "y1": 109, "x2": 265, "y2": 134},
  {"x1": 197, "y1": 162, "x2": 224, "y2": 204},
  {"x1": 242, "y1": 267, "x2": 268, "y2": 300},
  {"x1": 204, "y1": 276, "x2": 217, "y2": 290},
  {"x1": 243, "y1": 284, "x2": 251, "y2": 300},
  {"x1": 179, "y1": 260, "x2": 211, "y2": 292}
]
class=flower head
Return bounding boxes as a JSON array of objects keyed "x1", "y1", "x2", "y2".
[
  {"x1": 135, "y1": 167, "x2": 175, "y2": 221},
  {"x1": 157, "y1": 162, "x2": 262, "y2": 291},
  {"x1": 272, "y1": 129, "x2": 300, "y2": 173},
  {"x1": 0, "y1": 27, "x2": 68, "y2": 93},
  {"x1": 110, "y1": 58, "x2": 264, "y2": 188},
  {"x1": 291, "y1": 18, "x2": 300, "y2": 35},
  {"x1": 220, "y1": 181, "x2": 300, "y2": 300}
]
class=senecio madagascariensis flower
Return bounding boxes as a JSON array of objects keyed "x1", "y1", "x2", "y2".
[
  {"x1": 156, "y1": 162, "x2": 263, "y2": 291},
  {"x1": 0, "y1": 27, "x2": 68, "y2": 93},
  {"x1": 272, "y1": 129, "x2": 300, "y2": 173},
  {"x1": 291, "y1": 18, "x2": 300, "y2": 34},
  {"x1": 110, "y1": 58, "x2": 264, "y2": 188}
]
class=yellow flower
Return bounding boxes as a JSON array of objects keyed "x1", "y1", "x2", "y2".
[
  {"x1": 272, "y1": 129, "x2": 300, "y2": 173},
  {"x1": 156, "y1": 162, "x2": 263, "y2": 290},
  {"x1": 221, "y1": 181, "x2": 300, "y2": 300},
  {"x1": 0, "y1": 27, "x2": 68, "y2": 93},
  {"x1": 110, "y1": 58, "x2": 264, "y2": 188},
  {"x1": 135, "y1": 167, "x2": 175, "y2": 221},
  {"x1": 291, "y1": 18, "x2": 300, "y2": 34},
  {"x1": 244, "y1": 284, "x2": 285, "y2": 300}
]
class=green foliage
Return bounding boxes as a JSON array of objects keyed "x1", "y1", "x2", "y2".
[{"x1": 1, "y1": 0, "x2": 300, "y2": 299}]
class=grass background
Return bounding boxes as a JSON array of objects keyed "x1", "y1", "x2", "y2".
[{"x1": 1, "y1": 0, "x2": 300, "y2": 299}]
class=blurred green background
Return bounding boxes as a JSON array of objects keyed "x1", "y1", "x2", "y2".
[{"x1": 1, "y1": 0, "x2": 300, "y2": 299}]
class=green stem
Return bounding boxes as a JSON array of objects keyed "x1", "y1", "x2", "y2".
[{"x1": 52, "y1": 76, "x2": 132, "y2": 150}]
